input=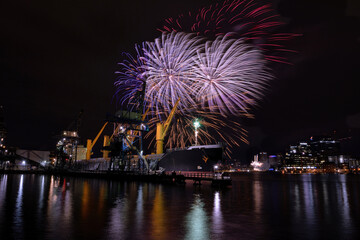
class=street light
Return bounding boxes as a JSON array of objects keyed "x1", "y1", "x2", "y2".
[{"x1": 193, "y1": 119, "x2": 200, "y2": 146}]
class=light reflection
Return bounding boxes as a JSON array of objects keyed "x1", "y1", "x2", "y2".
[
  {"x1": 339, "y1": 175, "x2": 352, "y2": 233},
  {"x1": 47, "y1": 176, "x2": 55, "y2": 213},
  {"x1": 185, "y1": 194, "x2": 209, "y2": 240},
  {"x1": 253, "y1": 180, "x2": 262, "y2": 216},
  {"x1": 62, "y1": 178, "x2": 72, "y2": 223},
  {"x1": 46, "y1": 176, "x2": 73, "y2": 238},
  {"x1": 0, "y1": 174, "x2": 359, "y2": 239},
  {"x1": 106, "y1": 197, "x2": 128, "y2": 239},
  {"x1": 38, "y1": 175, "x2": 45, "y2": 218},
  {"x1": 97, "y1": 182, "x2": 106, "y2": 214},
  {"x1": 212, "y1": 191, "x2": 223, "y2": 237},
  {"x1": 293, "y1": 183, "x2": 301, "y2": 220},
  {"x1": 151, "y1": 186, "x2": 167, "y2": 240},
  {"x1": 13, "y1": 175, "x2": 24, "y2": 238},
  {"x1": 301, "y1": 175, "x2": 318, "y2": 239},
  {"x1": 0, "y1": 175, "x2": 8, "y2": 221},
  {"x1": 302, "y1": 175, "x2": 315, "y2": 222},
  {"x1": 135, "y1": 185, "x2": 144, "y2": 233},
  {"x1": 81, "y1": 181, "x2": 90, "y2": 219},
  {"x1": 46, "y1": 175, "x2": 60, "y2": 225},
  {"x1": 322, "y1": 180, "x2": 330, "y2": 217}
]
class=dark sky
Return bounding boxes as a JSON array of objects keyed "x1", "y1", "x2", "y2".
[{"x1": 1, "y1": 0, "x2": 360, "y2": 160}]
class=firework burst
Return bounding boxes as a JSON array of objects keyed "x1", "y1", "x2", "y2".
[
  {"x1": 192, "y1": 34, "x2": 271, "y2": 115},
  {"x1": 115, "y1": 31, "x2": 275, "y2": 149},
  {"x1": 142, "y1": 32, "x2": 205, "y2": 117},
  {"x1": 159, "y1": 0, "x2": 298, "y2": 63},
  {"x1": 114, "y1": 44, "x2": 147, "y2": 111}
]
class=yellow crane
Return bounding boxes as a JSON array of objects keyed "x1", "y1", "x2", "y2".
[
  {"x1": 156, "y1": 98, "x2": 180, "y2": 154},
  {"x1": 86, "y1": 99, "x2": 177, "y2": 160},
  {"x1": 86, "y1": 122, "x2": 108, "y2": 160},
  {"x1": 101, "y1": 135, "x2": 111, "y2": 159}
]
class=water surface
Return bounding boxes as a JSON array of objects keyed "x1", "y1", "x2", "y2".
[{"x1": 0, "y1": 173, "x2": 359, "y2": 239}]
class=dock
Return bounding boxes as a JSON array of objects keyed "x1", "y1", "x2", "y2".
[
  {"x1": 175, "y1": 172, "x2": 232, "y2": 187},
  {"x1": 0, "y1": 169, "x2": 232, "y2": 187}
]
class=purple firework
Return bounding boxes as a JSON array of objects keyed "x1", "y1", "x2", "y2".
[
  {"x1": 192, "y1": 34, "x2": 271, "y2": 116},
  {"x1": 142, "y1": 32, "x2": 204, "y2": 115},
  {"x1": 114, "y1": 44, "x2": 147, "y2": 111}
]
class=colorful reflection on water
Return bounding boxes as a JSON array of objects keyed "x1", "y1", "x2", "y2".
[{"x1": 0, "y1": 173, "x2": 359, "y2": 239}]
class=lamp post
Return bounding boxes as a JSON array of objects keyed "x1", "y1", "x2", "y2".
[{"x1": 194, "y1": 119, "x2": 200, "y2": 146}]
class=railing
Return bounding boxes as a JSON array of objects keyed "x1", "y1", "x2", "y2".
[{"x1": 182, "y1": 172, "x2": 214, "y2": 179}]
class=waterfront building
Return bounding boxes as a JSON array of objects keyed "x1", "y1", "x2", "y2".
[
  {"x1": 309, "y1": 136, "x2": 340, "y2": 163},
  {"x1": 283, "y1": 136, "x2": 359, "y2": 172},
  {"x1": 285, "y1": 142, "x2": 316, "y2": 167},
  {"x1": 268, "y1": 154, "x2": 282, "y2": 169}
]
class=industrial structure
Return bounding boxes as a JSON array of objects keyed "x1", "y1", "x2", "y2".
[
  {"x1": 105, "y1": 109, "x2": 150, "y2": 172},
  {"x1": 54, "y1": 110, "x2": 83, "y2": 168}
]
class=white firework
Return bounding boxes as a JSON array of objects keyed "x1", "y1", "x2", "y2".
[
  {"x1": 143, "y1": 32, "x2": 204, "y2": 113},
  {"x1": 192, "y1": 34, "x2": 271, "y2": 115}
]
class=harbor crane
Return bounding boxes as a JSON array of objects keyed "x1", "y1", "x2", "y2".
[
  {"x1": 156, "y1": 98, "x2": 180, "y2": 154},
  {"x1": 86, "y1": 122, "x2": 108, "y2": 160}
]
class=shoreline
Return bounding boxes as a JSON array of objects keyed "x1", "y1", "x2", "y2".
[{"x1": 0, "y1": 169, "x2": 232, "y2": 187}]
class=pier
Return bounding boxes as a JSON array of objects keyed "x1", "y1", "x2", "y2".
[
  {"x1": 0, "y1": 169, "x2": 232, "y2": 188},
  {"x1": 181, "y1": 172, "x2": 232, "y2": 187}
]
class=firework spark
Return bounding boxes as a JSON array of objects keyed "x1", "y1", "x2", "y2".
[
  {"x1": 145, "y1": 109, "x2": 248, "y2": 157},
  {"x1": 115, "y1": 31, "x2": 272, "y2": 150},
  {"x1": 114, "y1": 44, "x2": 147, "y2": 111},
  {"x1": 159, "y1": 0, "x2": 297, "y2": 63},
  {"x1": 142, "y1": 32, "x2": 204, "y2": 116},
  {"x1": 117, "y1": 32, "x2": 271, "y2": 117},
  {"x1": 192, "y1": 34, "x2": 271, "y2": 115}
]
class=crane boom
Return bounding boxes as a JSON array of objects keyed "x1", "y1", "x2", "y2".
[
  {"x1": 156, "y1": 98, "x2": 180, "y2": 154},
  {"x1": 91, "y1": 122, "x2": 108, "y2": 149},
  {"x1": 162, "y1": 99, "x2": 180, "y2": 139},
  {"x1": 86, "y1": 122, "x2": 108, "y2": 160}
]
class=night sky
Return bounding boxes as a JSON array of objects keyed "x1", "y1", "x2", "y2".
[{"x1": 1, "y1": 0, "x2": 360, "y2": 161}]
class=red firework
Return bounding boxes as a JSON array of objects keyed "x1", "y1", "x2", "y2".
[{"x1": 159, "y1": 0, "x2": 299, "y2": 64}]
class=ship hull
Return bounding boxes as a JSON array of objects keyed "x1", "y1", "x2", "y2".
[{"x1": 158, "y1": 144, "x2": 224, "y2": 172}]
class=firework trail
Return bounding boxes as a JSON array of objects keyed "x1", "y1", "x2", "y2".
[
  {"x1": 142, "y1": 32, "x2": 204, "y2": 118},
  {"x1": 140, "y1": 32, "x2": 271, "y2": 117},
  {"x1": 114, "y1": 44, "x2": 147, "y2": 111},
  {"x1": 115, "y1": 0, "x2": 287, "y2": 147},
  {"x1": 145, "y1": 109, "x2": 248, "y2": 157},
  {"x1": 159, "y1": 0, "x2": 297, "y2": 63},
  {"x1": 115, "y1": 32, "x2": 271, "y2": 147},
  {"x1": 192, "y1": 34, "x2": 271, "y2": 116}
]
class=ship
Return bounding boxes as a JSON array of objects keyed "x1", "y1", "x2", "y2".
[{"x1": 150, "y1": 143, "x2": 225, "y2": 172}]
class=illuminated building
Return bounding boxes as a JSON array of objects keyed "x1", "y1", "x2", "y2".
[
  {"x1": 284, "y1": 136, "x2": 347, "y2": 169},
  {"x1": 309, "y1": 136, "x2": 340, "y2": 162},
  {"x1": 285, "y1": 142, "x2": 316, "y2": 167}
]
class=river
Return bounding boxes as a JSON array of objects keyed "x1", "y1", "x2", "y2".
[{"x1": 0, "y1": 173, "x2": 359, "y2": 239}]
